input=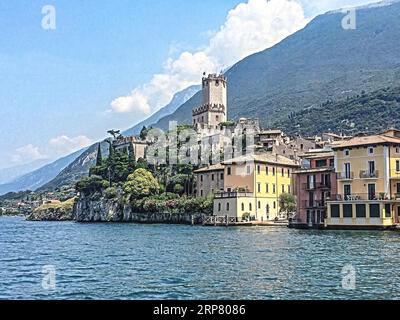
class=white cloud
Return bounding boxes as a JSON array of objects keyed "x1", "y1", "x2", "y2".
[
  {"x1": 11, "y1": 144, "x2": 48, "y2": 164},
  {"x1": 110, "y1": 0, "x2": 308, "y2": 116},
  {"x1": 10, "y1": 135, "x2": 93, "y2": 166},
  {"x1": 49, "y1": 135, "x2": 93, "y2": 155}
]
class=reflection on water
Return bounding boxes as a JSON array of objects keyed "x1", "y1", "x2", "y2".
[{"x1": 0, "y1": 216, "x2": 399, "y2": 300}]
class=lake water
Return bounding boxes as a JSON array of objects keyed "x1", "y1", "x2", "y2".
[{"x1": 1, "y1": 216, "x2": 400, "y2": 300}]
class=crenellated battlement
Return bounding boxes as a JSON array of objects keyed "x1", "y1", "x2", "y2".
[{"x1": 192, "y1": 103, "x2": 226, "y2": 116}]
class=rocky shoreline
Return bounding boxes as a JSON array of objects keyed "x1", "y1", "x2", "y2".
[
  {"x1": 74, "y1": 198, "x2": 204, "y2": 224},
  {"x1": 23, "y1": 197, "x2": 205, "y2": 225}
]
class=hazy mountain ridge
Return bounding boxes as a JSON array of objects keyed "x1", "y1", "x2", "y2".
[
  {"x1": 0, "y1": 149, "x2": 84, "y2": 195},
  {"x1": 123, "y1": 85, "x2": 200, "y2": 136}
]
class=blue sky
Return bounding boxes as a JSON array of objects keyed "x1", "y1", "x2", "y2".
[{"x1": 0, "y1": 0, "x2": 375, "y2": 169}]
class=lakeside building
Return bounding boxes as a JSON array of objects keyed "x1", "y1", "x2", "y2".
[
  {"x1": 213, "y1": 153, "x2": 300, "y2": 222},
  {"x1": 113, "y1": 136, "x2": 147, "y2": 161},
  {"x1": 291, "y1": 149, "x2": 337, "y2": 229},
  {"x1": 326, "y1": 129, "x2": 400, "y2": 229},
  {"x1": 193, "y1": 164, "x2": 224, "y2": 197}
]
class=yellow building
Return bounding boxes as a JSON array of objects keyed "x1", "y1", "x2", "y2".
[
  {"x1": 213, "y1": 153, "x2": 299, "y2": 222},
  {"x1": 326, "y1": 129, "x2": 400, "y2": 229}
]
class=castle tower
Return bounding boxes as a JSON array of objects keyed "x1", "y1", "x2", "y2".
[{"x1": 192, "y1": 73, "x2": 227, "y2": 130}]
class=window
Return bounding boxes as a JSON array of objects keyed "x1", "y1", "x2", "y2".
[
  {"x1": 273, "y1": 168, "x2": 276, "y2": 176},
  {"x1": 282, "y1": 185, "x2": 285, "y2": 193},
  {"x1": 344, "y1": 149, "x2": 350, "y2": 157},
  {"x1": 385, "y1": 204, "x2": 392, "y2": 218},
  {"x1": 218, "y1": 203, "x2": 221, "y2": 212},
  {"x1": 281, "y1": 168, "x2": 284, "y2": 177},
  {"x1": 343, "y1": 204, "x2": 353, "y2": 218},
  {"x1": 257, "y1": 165, "x2": 261, "y2": 175},
  {"x1": 227, "y1": 167, "x2": 232, "y2": 175},
  {"x1": 249, "y1": 203, "x2": 252, "y2": 211},
  {"x1": 273, "y1": 184, "x2": 276, "y2": 194},
  {"x1": 226, "y1": 203, "x2": 230, "y2": 211},
  {"x1": 344, "y1": 163, "x2": 351, "y2": 179},
  {"x1": 397, "y1": 183, "x2": 400, "y2": 195},
  {"x1": 368, "y1": 161, "x2": 375, "y2": 175},
  {"x1": 368, "y1": 147, "x2": 374, "y2": 155},
  {"x1": 241, "y1": 203, "x2": 244, "y2": 211},
  {"x1": 220, "y1": 173, "x2": 224, "y2": 180},
  {"x1": 193, "y1": 119, "x2": 196, "y2": 124},
  {"x1": 266, "y1": 166, "x2": 269, "y2": 175},
  {"x1": 344, "y1": 185, "x2": 351, "y2": 199},
  {"x1": 356, "y1": 204, "x2": 366, "y2": 218},
  {"x1": 258, "y1": 183, "x2": 261, "y2": 193},
  {"x1": 266, "y1": 204, "x2": 270, "y2": 214},
  {"x1": 273, "y1": 202, "x2": 276, "y2": 209},
  {"x1": 216, "y1": 115, "x2": 219, "y2": 122},
  {"x1": 211, "y1": 174, "x2": 215, "y2": 181},
  {"x1": 370, "y1": 204, "x2": 380, "y2": 218},
  {"x1": 331, "y1": 204, "x2": 340, "y2": 218},
  {"x1": 397, "y1": 161, "x2": 400, "y2": 173},
  {"x1": 200, "y1": 175, "x2": 203, "y2": 182},
  {"x1": 200, "y1": 190, "x2": 203, "y2": 197},
  {"x1": 396, "y1": 147, "x2": 400, "y2": 154},
  {"x1": 266, "y1": 184, "x2": 269, "y2": 193},
  {"x1": 258, "y1": 201, "x2": 261, "y2": 209},
  {"x1": 287, "y1": 169, "x2": 290, "y2": 178}
]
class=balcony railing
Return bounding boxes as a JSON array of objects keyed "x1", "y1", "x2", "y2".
[
  {"x1": 215, "y1": 192, "x2": 253, "y2": 199},
  {"x1": 336, "y1": 172, "x2": 354, "y2": 180},
  {"x1": 328, "y1": 193, "x2": 391, "y2": 201},
  {"x1": 359, "y1": 170, "x2": 379, "y2": 179},
  {"x1": 302, "y1": 200, "x2": 326, "y2": 209},
  {"x1": 302, "y1": 182, "x2": 332, "y2": 191}
]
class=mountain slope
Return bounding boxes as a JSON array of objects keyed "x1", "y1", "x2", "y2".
[
  {"x1": 0, "y1": 159, "x2": 49, "y2": 185},
  {"x1": 274, "y1": 86, "x2": 400, "y2": 136},
  {"x1": 123, "y1": 85, "x2": 200, "y2": 136},
  {"x1": 0, "y1": 149, "x2": 84, "y2": 195},
  {"x1": 38, "y1": 141, "x2": 110, "y2": 191},
  {"x1": 154, "y1": 2, "x2": 400, "y2": 129}
]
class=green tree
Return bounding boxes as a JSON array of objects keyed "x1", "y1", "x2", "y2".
[
  {"x1": 279, "y1": 193, "x2": 297, "y2": 217},
  {"x1": 140, "y1": 126, "x2": 148, "y2": 140},
  {"x1": 124, "y1": 168, "x2": 160, "y2": 199}
]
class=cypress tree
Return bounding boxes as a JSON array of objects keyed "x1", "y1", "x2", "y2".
[{"x1": 96, "y1": 143, "x2": 103, "y2": 166}]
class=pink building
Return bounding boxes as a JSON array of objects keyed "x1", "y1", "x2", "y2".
[{"x1": 291, "y1": 151, "x2": 337, "y2": 229}]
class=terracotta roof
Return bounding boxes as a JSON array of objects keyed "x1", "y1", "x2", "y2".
[
  {"x1": 222, "y1": 153, "x2": 299, "y2": 167},
  {"x1": 194, "y1": 163, "x2": 224, "y2": 173},
  {"x1": 332, "y1": 134, "x2": 400, "y2": 149}
]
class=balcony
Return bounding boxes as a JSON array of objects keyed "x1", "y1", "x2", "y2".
[
  {"x1": 336, "y1": 172, "x2": 354, "y2": 181},
  {"x1": 302, "y1": 182, "x2": 332, "y2": 191},
  {"x1": 329, "y1": 193, "x2": 391, "y2": 202},
  {"x1": 359, "y1": 170, "x2": 379, "y2": 179},
  {"x1": 215, "y1": 192, "x2": 253, "y2": 199},
  {"x1": 302, "y1": 200, "x2": 326, "y2": 209}
]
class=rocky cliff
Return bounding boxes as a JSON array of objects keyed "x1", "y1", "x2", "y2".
[{"x1": 74, "y1": 197, "x2": 204, "y2": 224}]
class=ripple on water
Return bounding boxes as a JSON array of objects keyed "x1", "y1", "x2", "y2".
[{"x1": 1, "y1": 216, "x2": 400, "y2": 299}]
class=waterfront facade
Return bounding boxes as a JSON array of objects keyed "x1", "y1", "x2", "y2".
[
  {"x1": 326, "y1": 129, "x2": 400, "y2": 229},
  {"x1": 194, "y1": 164, "x2": 224, "y2": 197},
  {"x1": 292, "y1": 150, "x2": 337, "y2": 228},
  {"x1": 213, "y1": 154, "x2": 299, "y2": 221}
]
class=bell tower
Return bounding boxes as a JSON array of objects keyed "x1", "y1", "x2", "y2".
[{"x1": 192, "y1": 73, "x2": 227, "y2": 130}]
